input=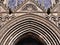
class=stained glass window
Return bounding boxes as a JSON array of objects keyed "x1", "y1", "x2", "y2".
[
  {"x1": 37, "y1": 0, "x2": 52, "y2": 9},
  {"x1": 8, "y1": 0, "x2": 52, "y2": 10},
  {"x1": 8, "y1": 0, "x2": 17, "y2": 9},
  {"x1": 44, "y1": 0, "x2": 51, "y2": 9},
  {"x1": 8, "y1": 0, "x2": 24, "y2": 9},
  {"x1": 17, "y1": 0, "x2": 24, "y2": 5}
]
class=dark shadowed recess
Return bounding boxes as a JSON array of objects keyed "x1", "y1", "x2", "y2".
[{"x1": 15, "y1": 33, "x2": 46, "y2": 45}]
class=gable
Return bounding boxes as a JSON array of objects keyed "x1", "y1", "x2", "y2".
[
  {"x1": 0, "y1": 6, "x2": 7, "y2": 12},
  {"x1": 16, "y1": 1, "x2": 43, "y2": 12},
  {"x1": 0, "y1": 4, "x2": 8, "y2": 12},
  {"x1": 53, "y1": 4, "x2": 60, "y2": 12}
]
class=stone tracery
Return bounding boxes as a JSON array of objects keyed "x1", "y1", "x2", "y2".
[
  {"x1": 0, "y1": 0, "x2": 60, "y2": 45},
  {"x1": 0, "y1": 0, "x2": 60, "y2": 29}
]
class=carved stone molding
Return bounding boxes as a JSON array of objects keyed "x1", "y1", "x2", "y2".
[
  {"x1": 0, "y1": 14, "x2": 16, "y2": 29},
  {"x1": 0, "y1": 14, "x2": 60, "y2": 45}
]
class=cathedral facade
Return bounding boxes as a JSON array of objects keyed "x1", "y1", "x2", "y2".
[{"x1": 0, "y1": 0, "x2": 60, "y2": 45}]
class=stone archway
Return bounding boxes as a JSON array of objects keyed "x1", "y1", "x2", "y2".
[
  {"x1": 0, "y1": 14, "x2": 60, "y2": 45},
  {"x1": 14, "y1": 32, "x2": 46, "y2": 45}
]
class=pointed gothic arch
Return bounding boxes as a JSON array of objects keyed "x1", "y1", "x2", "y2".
[
  {"x1": 14, "y1": 32, "x2": 46, "y2": 45},
  {"x1": 0, "y1": 14, "x2": 60, "y2": 45}
]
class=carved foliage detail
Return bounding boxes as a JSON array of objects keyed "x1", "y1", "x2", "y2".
[
  {"x1": 0, "y1": 14, "x2": 16, "y2": 29},
  {"x1": 45, "y1": 15, "x2": 60, "y2": 29}
]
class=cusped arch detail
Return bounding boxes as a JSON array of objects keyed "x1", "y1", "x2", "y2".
[{"x1": 0, "y1": 14, "x2": 60, "y2": 45}]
